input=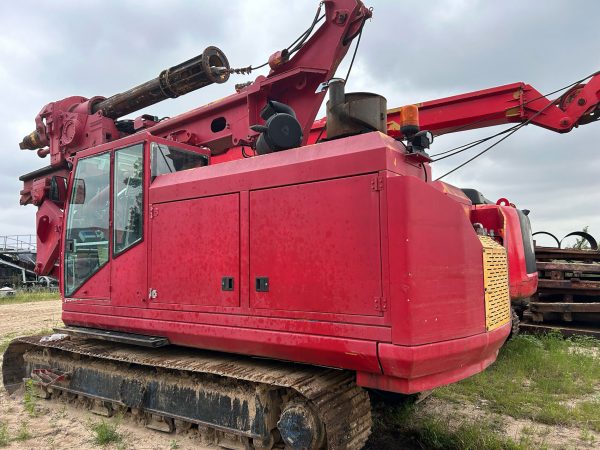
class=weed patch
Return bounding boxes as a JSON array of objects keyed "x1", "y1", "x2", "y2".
[
  {"x1": 0, "y1": 422, "x2": 8, "y2": 447},
  {"x1": 90, "y1": 419, "x2": 122, "y2": 446},
  {"x1": 23, "y1": 379, "x2": 38, "y2": 416},
  {"x1": 15, "y1": 422, "x2": 31, "y2": 441}
]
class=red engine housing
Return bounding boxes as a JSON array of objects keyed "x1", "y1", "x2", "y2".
[{"x1": 61, "y1": 131, "x2": 509, "y2": 394}]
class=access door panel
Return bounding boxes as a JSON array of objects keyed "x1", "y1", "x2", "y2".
[
  {"x1": 150, "y1": 194, "x2": 239, "y2": 308},
  {"x1": 250, "y1": 174, "x2": 382, "y2": 316}
]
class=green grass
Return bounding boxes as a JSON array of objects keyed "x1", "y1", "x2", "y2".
[
  {"x1": 0, "y1": 290, "x2": 59, "y2": 305},
  {"x1": 367, "y1": 401, "x2": 530, "y2": 450},
  {"x1": 23, "y1": 379, "x2": 38, "y2": 417},
  {"x1": 15, "y1": 422, "x2": 31, "y2": 442},
  {"x1": 412, "y1": 417, "x2": 531, "y2": 450},
  {"x1": 90, "y1": 420, "x2": 122, "y2": 446},
  {"x1": 435, "y1": 332, "x2": 600, "y2": 431},
  {"x1": 0, "y1": 422, "x2": 8, "y2": 447}
]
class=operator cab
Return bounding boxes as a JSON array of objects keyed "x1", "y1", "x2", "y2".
[{"x1": 63, "y1": 134, "x2": 209, "y2": 298}]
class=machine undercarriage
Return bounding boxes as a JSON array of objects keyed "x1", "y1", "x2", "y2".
[{"x1": 4, "y1": 335, "x2": 371, "y2": 450}]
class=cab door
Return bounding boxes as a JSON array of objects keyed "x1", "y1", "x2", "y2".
[
  {"x1": 63, "y1": 152, "x2": 112, "y2": 300},
  {"x1": 109, "y1": 141, "x2": 148, "y2": 307},
  {"x1": 63, "y1": 140, "x2": 149, "y2": 307}
]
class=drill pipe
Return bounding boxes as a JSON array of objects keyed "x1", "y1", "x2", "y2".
[
  {"x1": 19, "y1": 46, "x2": 230, "y2": 151},
  {"x1": 93, "y1": 46, "x2": 230, "y2": 119}
]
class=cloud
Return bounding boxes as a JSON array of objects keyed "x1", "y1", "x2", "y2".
[{"x1": 1, "y1": 0, "x2": 599, "y2": 242}]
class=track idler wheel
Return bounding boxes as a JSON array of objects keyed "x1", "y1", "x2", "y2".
[{"x1": 277, "y1": 401, "x2": 324, "y2": 450}]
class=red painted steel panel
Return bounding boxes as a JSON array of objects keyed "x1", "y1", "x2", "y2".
[
  {"x1": 249, "y1": 174, "x2": 382, "y2": 316},
  {"x1": 386, "y1": 175, "x2": 486, "y2": 345},
  {"x1": 378, "y1": 323, "x2": 509, "y2": 379},
  {"x1": 130, "y1": 302, "x2": 387, "y2": 325},
  {"x1": 110, "y1": 243, "x2": 147, "y2": 307},
  {"x1": 149, "y1": 194, "x2": 240, "y2": 307},
  {"x1": 357, "y1": 323, "x2": 509, "y2": 393},
  {"x1": 62, "y1": 303, "x2": 391, "y2": 341},
  {"x1": 62, "y1": 311, "x2": 382, "y2": 374},
  {"x1": 67, "y1": 263, "x2": 110, "y2": 301},
  {"x1": 377, "y1": 171, "x2": 392, "y2": 327}
]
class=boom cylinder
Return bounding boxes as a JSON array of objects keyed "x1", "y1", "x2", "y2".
[
  {"x1": 92, "y1": 46, "x2": 230, "y2": 119},
  {"x1": 19, "y1": 46, "x2": 230, "y2": 151}
]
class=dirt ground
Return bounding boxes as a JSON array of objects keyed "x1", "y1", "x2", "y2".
[
  {"x1": 0, "y1": 300, "x2": 213, "y2": 450},
  {"x1": 0, "y1": 301, "x2": 62, "y2": 337}
]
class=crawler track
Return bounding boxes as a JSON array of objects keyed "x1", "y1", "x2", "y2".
[{"x1": 3, "y1": 335, "x2": 371, "y2": 450}]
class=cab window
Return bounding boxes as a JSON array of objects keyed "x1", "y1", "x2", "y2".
[
  {"x1": 114, "y1": 144, "x2": 144, "y2": 255},
  {"x1": 151, "y1": 142, "x2": 207, "y2": 178}
]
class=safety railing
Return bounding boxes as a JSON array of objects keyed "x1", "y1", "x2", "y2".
[{"x1": 0, "y1": 235, "x2": 36, "y2": 253}]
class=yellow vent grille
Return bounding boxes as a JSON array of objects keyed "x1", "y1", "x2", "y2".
[{"x1": 479, "y1": 236, "x2": 510, "y2": 331}]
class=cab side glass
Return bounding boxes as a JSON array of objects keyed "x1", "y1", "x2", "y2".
[
  {"x1": 151, "y1": 142, "x2": 208, "y2": 179},
  {"x1": 113, "y1": 144, "x2": 144, "y2": 255}
]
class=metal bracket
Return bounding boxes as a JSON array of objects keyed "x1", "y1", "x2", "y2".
[
  {"x1": 315, "y1": 77, "x2": 346, "y2": 94},
  {"x1": 371, "y1": 176, "x2": 384, "y2": 191},
  {"x1": 374, "y1": 297, "x2": 387, "y2": 311}
]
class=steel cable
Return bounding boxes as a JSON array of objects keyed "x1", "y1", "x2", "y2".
[{"x1": 432, "y1": 70, "x2": 600, "y2": 179}]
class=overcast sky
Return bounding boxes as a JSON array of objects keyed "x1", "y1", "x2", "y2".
[{"x1": 1, "y1": 0, "x2": 599, "y2": 246}]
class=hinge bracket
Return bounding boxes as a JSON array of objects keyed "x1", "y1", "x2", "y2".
[
  {"x1": 371, "y1": 175, "x2": 384, "y2": 191},
  {"x1": 150, "y1": 206, "x2": 159, "y2": 219},
  {"x1": 374, "y1": 297, "x2": 387, "y2": 312}
]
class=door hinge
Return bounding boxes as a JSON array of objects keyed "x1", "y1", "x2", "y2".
[
  {"x1": 371, "y1": 175, "x2": 384, "y2": 191},
  {"x1": 150, "y1": 206, "x2": 159, "y2": 219},
  {"x1": 374, "y1": 297, "x2": 387, "y2": 311}
]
